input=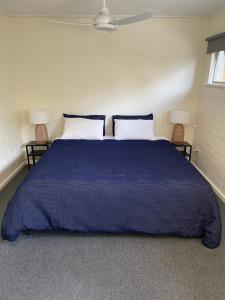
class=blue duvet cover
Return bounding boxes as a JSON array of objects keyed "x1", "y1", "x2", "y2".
[{"x1": 1, "y1": 140, "x2": 221, "y2": 248}]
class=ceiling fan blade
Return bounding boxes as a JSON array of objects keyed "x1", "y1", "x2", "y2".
[
  {"x1": 48, "y1": 19, "x2": 92, "y2": 26},
  {"x1": 114, "y1": 11, "x2": 153, "y2": 26}
]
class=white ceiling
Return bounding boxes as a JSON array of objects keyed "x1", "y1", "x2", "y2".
[{"x1": 0, "y1": 0, "x2": 225, "y2": 17}]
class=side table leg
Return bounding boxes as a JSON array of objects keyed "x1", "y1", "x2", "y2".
[
  {"x1": 189, "y1": 146, "x2": 192, "y2": 162},
  {"x1": 26, "y1": 146, "x2": 31, "y2": 170},
  {"x1": 32, "y1": 146, "x2": 35, "y2": 166}
]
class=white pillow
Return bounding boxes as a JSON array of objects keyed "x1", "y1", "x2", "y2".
[
  {"x1": 114, "y1": 119, "x2": 154, "y2": 140},
  {"x1": 103, "y1": 135, "x2": 115, "y2": 140},
  {"x1": 61, "y1": 118, "x2": 104, "y2": 140}
]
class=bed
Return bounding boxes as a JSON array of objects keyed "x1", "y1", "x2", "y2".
[{"x1": 1, "y1": 139, "x2": 221, "y2": 248}]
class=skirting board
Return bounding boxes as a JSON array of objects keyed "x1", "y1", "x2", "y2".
[
  {"x1": 192, "y1": 163, "x2": 225, "y2": 203},
  {"x1": 0, "y1": 161, "x2": 26, "y2": 191}
]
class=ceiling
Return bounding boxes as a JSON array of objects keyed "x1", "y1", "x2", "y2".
[{"x1": 0, "y1": 0, "x2": 225, "y2": 17}]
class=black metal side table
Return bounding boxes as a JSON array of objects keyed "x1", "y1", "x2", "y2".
[
  {"x1": 172, "y1": 141, "x2": 192, "y2": 162},
  {"x1": 26, "y1": 141, "x2": 52, "y2": 169}
]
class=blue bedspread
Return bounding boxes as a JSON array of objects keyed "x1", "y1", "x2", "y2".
[{"x1": 1, "y1": 140, "x2": 221, "y2": 248}]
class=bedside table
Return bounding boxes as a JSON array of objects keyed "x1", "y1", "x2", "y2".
[
  {"x1": 26, "y1": 141, "x2": 52, "y2": 169},
  {"x1": 172, "y1": 142, "x2": 192, "y2": 162}
]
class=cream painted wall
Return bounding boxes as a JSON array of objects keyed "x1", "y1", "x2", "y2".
[
  {"x1": 0, "y1": 13, "x2": 23, "y2": 188},
  {"x1": 193, "y1": 9, "x2": 225, "y2": 198},
  {"x1": 11, "y1": 17, "x2": 207, "y2": 142}
]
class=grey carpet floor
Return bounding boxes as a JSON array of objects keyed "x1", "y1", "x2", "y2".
[{"x1": 0, "y1": 168, "x2": 225, "y2": 300}]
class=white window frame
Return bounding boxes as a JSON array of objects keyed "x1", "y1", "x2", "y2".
[{"x1": 208, "y1": 51, "x2": 225, "y2": 88}]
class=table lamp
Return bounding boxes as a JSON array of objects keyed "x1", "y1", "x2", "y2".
[
  {"x1": 29, "y1": 109, "x2": 49, "y2": 145},
  {"x1": 170, "y1": 110, "x2": 190, "y2": 143}
]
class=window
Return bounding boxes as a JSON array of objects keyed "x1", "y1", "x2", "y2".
[{"x1": 208, "y1": 51, "x2": 225, "y2": 85}]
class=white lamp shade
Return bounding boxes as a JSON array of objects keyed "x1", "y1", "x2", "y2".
[
  {"x1": 170, "y1": 110, "x2": 190, "y2": 125},
  {"x1": 29, "y1": 109, "x2": 49, "y2": 125}
]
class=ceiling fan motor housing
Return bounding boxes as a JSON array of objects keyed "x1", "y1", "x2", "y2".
[{"x1": 94, "y1": 6, "x2": 116, "y2": 31}]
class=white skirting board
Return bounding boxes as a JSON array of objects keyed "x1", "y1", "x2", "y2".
[
  {"x1": 192, "y1": 163, "x2": 225, "y2": 203},
  {"x1": 0, "y1": 161, "x2": 26, "y2": 191}
]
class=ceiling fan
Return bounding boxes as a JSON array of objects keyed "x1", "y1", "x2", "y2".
[{"x1": 49, "y1": 0, "x2": 154, "y2": 32}]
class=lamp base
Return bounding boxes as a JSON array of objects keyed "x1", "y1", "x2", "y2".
[
  {"x1": 172, "y1": 123, "x2": 184, "y2": 143},
  {"x1": 35, "y1": 124, "x2": 48, "y2": 145}
]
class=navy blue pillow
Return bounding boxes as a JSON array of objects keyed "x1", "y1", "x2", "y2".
[
  {"x1": 63, "y1": 114, "x2": 106, "y2": 136},
  {"x1": 112, "y1": 114, "x2": 153, "y2": 136}
]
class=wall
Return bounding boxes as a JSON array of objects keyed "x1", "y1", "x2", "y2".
[
  {"x1": 193, "y1": 9, "x2": 225, "y2": 199},
  {"x1": 0, "y1": 13, "x2": 24, "y2": 189},
  {"x1": 12, "y1": 17, "x2": 207, "y2": 141}
]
